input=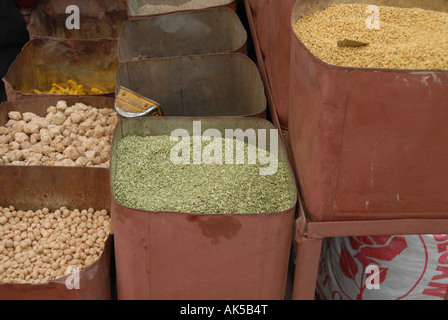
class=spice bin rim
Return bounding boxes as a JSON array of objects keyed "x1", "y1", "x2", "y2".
[
  {"x1": 109, "y1": 116, "x2": 298, "y2": 216},
  {"x1": 290, "y1": 0, "x2": 448, "y2": 74},
  {"x1": 117, "y1": 7, "x2": 248, "y2": 63}
]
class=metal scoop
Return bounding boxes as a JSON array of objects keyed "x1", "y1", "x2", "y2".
[
  {"x1": 337, "y1": 39, "x2": 369, "y2": 48},
  {"x1": 115, "y1": 87, "x2": 163, "y2": 118}
]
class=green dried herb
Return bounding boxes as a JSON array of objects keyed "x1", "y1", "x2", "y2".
[{"x1": 113, "y1": 135, "x2": 293, "y2": 214}]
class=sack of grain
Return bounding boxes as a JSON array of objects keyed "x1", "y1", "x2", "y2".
[{"x1": 316, "y1": 235, "x2": 448, "y2": 300}]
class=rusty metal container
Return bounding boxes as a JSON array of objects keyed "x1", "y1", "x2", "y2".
[
  {"x1": 115, "y1": 53, "x2": 266, "y2": 118},
  {"x1": 110, "y1": 117, "x2": 297, "y2": 300},
  {"x1": 289, "y1": 0, "x2": 448, "y2": 222},
  {"x1": 118, "y1": 8, "x2": 247, "y2": 63},
  {"x1": 0, "y1": 165, "x2": 113, "y2": 300},
  {"x1": 126, "y1": 0, "x2": 237, "y2": 19},
  {"x1": 27, "y1": 0, "x2": 128, "y2": 40},
  {"x1": 3, "y1": 39, "x2": 119, "y2": 102},
  {"x1": 246, "y1": 0, "x2": 295, "y2": 129}
]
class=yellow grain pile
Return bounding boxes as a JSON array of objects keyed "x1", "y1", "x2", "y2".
[{"x1": 293, "y1": 4, "x2": 448, "y2": 70}]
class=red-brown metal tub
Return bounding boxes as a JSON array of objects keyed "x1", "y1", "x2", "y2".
[
  {"x1": 110, "y1": 117, "x2": 297, "y2": 300},
  {"x1": 289, "y1": 0, "x2": 448, "y2": 222}
]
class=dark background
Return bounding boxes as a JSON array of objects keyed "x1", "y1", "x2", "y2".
[{"x1": 0, "y1": 0, "x2": 34, "y2": 103}]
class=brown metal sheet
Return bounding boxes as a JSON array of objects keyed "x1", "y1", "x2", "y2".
[
  {"x1": 27, "y1": 0, "x2": 128, "y2": 40},
  {"x1": 245, "y1": 0, "x2": 262, "y2": 51},
  {"x1": 126, "y1": 0, "x2": 237, "y2": 19},
  {"x1": 247, "y1": 0, "x2": 259, "y2": 14},
  {"x1": 244, "y1": 1, "x2": 278, "y2": 125},
  {"x1": 253, "y1": 0, "x2": 270, "y2": 59},
  {"x1": 264, "y1": 0, "x2": 296, "y2": 129},
  {"x1": 289, "y1": 0, "x2": 448, "y2": 222},
  {"x1": 244, "y1": 0, "x2": 295, "y2": 174},
  {"x1": 3, "y1": 39, "x2": 119, "y2": 101},
  {"x1": 118, "y1": 8, "x2": 247, "y2": 63},
  {"x1": 0, "y1": 166, "x2": 113, "y2": 300},
  {"x1": 246, "y1": 0, "x2": 295, "y2": 128},
  {"x1": 110, "y1": 117, "x2": 297, "y2": 300},
  {"x1": 115, "y1": 53, "x2": 267, "y2": 118}
]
